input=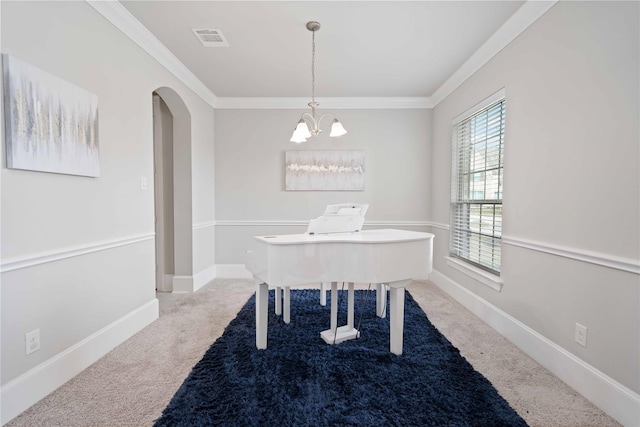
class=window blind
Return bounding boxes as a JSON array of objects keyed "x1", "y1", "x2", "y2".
[{"x1": 450, "y1": 98, "x2": 505, "y2": 274}]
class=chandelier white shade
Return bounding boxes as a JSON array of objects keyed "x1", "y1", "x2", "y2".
[
  {"x1": 290, "y1": 21, "x2": 347, "y2": 143},
  {"x1": 329, "y1": 119, "x2": 347, "y2": 137}
]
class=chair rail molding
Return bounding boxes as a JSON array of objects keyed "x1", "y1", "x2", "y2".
[
  {"x1": 215, "y1": 219, "x2": 433, "y2": 228},
  {"x1": 0, "y1": 233, "x2": 155, "y2": 273},
  {"x1": 193, "y1": 221, "x2": 216, "y2": 230},
  {"x1": 502, "y1": 235, "x2": 640, "y2": 275},
  {"x1": 428, "y1": 222, "x2": 450, "y2": 231}
]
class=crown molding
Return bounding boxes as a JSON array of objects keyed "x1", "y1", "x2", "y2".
[
  {"x1": 85, "y1": 0, "x2": 217, "y2": 108},
  {"x1": 87, "y1": 0, "x2": 555, "y2": 111},
  {"x1": 430, "y1": 0, "x2": 558, "y2": 106},
  {"x1": 214, "y1": 97, "x2": 433, "y2": 110}
]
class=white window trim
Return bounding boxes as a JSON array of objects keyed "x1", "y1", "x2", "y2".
[
  {"x1": 449, "y1": 87, "x2": 506, "y2": 280},
  {"x1": 446, "y1": 256, "x2": 503, "y2": 292},
  {"x1": 452, "y1": 88, "x2": 506, "y2": 126}
]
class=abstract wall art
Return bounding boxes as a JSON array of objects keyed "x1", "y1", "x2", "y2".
[
  {"x1": 2, "y1": 54, "x2": 100, "y2": 177},
  {"x1": 285, "y1": 150, "x2": 365, "y2": 191}
]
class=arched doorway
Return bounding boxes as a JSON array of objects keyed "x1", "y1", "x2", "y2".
[{"x1": 152, "y1": 87, "x2": 192, "y2": 293}]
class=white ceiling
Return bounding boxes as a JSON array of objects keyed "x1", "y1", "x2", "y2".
[{"x1": 120, "y1": 1, "x2": 525, "y2": 99}]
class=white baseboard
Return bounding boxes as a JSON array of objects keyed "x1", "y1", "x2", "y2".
[
  {"x1": 215, "y1": 264, "x2": 252, "y2": 279},
  {"x1": 0, "y1": 299, "x2": 159, "y2": 426},
  {"x1": 172, "y1": 275, "x2": 193, "y2": 293},
  {"x1": 429, "y1": 269, "x2": 640, "y2": 427},
  {"x1": 164, "y1": 274, "x2": 174, "y2": 289},
  {"x1": 171, "y1": 265, "x2": 217, "y2": 293},
  {"x1": 193, "y1": 265, "x2": 216, "y2": 291},
  {"x1": 154, "y1": 274, "x2": 174, "y2": 293}
]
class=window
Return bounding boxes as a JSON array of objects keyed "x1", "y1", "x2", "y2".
[{"x1": 450, "y1": 91, "x2": 505, "y2": 275}]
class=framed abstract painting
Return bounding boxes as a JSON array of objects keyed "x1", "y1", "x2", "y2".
[
  {"x1": 285, "y1": 150, "x2": 365, "y2": 191},
  {"x1": 2, "y1": 54, "x2": 100, "y2": 177}
]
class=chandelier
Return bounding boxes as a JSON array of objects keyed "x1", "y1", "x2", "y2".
[{"x1": 290, "y1": 21, "x2": 347, "y2": 143}]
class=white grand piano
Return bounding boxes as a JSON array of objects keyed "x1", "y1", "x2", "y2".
[{"x1": 245, "y1": 205, "x2": 434, "y2": 355}]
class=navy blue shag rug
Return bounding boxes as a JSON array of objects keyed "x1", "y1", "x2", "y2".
[{"x1": 155, "y1": 289, "x2": 527, "y2": 427}]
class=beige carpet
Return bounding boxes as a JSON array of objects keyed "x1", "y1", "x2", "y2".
[{"x1": 6, "y1": 279, "x2": 619, "y2": 427}]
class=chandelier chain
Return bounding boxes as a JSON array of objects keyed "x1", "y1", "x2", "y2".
[{"x1": 311, "y1": 29, "x2": 315, "y2": 103}]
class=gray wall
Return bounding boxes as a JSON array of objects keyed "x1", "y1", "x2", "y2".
[
  {"x1": 430, "y1": 1, "x2": 639, "y2": 392},
  {"x1": 1, "y1": 0, "x2": 215, "y2": 388},
  {"x1": 1, "y1": 0, "x2": 637, "y2": 423},
  {"x1": 214, "y1": 108, "x2": 432, "y2": 264}
]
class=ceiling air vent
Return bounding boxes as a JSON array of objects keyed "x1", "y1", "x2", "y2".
[{"x1": 192, "y1": 28, "x2": 229, "y2": 47}]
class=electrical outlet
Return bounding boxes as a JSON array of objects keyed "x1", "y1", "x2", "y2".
[
  {"x1": 25, "y1": 329, "x2": 40, "y2": 355},
  {"x1": 574, "y1": 323, "x2": 587, "y2": 347}
]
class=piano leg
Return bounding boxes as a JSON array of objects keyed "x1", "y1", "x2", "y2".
[
  {"x1": 256, "y1": 282, "x2": 269, "y2": 350},
  {"x1": 347, "y1": 282, "x2": 355, "y2": 330},
  {"x1": 376, "y1": 283, "x2": 387, "y2": 317},
  {"x1": 274, "y1": 286, "x2": 282, "y2": 316},
  {"x1": 389, "y1": 280, "x2": 410, "y2": 355},
  {"x1": 320, "y1": 282, "x2": 327, "y2": 306},
  {"x1": 330, "y1": 281, "x2": 338, "y2": 332},
  {"x1": 283, "y1": 286, "x2": 291, "y2": 324}
]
